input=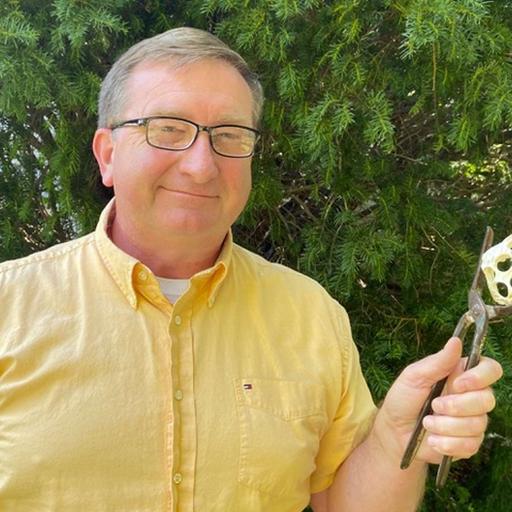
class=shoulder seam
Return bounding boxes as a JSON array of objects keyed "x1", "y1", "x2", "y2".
[
  {"x1": 0, "y1": 235, "x2": 95, "y2": 276},
  {"x1": 232, "y1": 243, "x2": 337, "y2": 296},
  {"x1": 233, "y1": 243, "x2": 301, "y2": 273}
]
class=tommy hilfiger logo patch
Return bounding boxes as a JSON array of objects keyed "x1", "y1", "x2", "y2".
[{"x1": 243, "y1": 383, "x2": 253, "y2": 390}]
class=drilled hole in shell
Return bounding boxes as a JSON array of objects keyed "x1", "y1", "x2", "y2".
[
  {"x1": 497, "y1": 282, "x2": 509, "y2": 298},
  {"x1": 497, "y1": 258, "x2": 512, "y2": 272}
]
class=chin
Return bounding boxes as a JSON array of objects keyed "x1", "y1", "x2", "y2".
[{"x1": 160, "y1": 216, "x2": 219, "y2": 237}]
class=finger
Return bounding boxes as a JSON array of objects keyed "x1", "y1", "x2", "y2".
[
  {"x1": 426, "y1": 433, "x2": 484, "y2": 459},
  {"x1": 423, "y1": 414, "x2": 488, "y2": 437},
  {"x1": 432, "y1": 389, "x2": 496, "y2": 417},
  {"x1": 451, "y1": 357, "x2": 504, "y2": 393}
]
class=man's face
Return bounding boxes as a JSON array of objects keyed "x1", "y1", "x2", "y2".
[{"x1": 94, "y1": 59, "x2": 254, "y2": 245}]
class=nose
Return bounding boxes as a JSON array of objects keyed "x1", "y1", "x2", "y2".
[{"x1": 178, "y1": 131, "x2": 219, "y2": 183}]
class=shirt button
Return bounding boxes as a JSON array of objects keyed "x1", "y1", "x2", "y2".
[
  {"x1": 138, "y1": 270, "x2": 148, "y2": 281},
  {"x1": 174, "y1": 315, "x2": 182, "y2": 326},
  {"x1": 174, "y1": 390, "x2": 183, "y2": 401},
  {"x1": 173, "y1": 473, "x2": 183, "y2": 484}
]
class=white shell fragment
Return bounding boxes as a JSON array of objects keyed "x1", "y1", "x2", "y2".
[{"x1": 481, "y1": 234, "x2": 512, "y2": 305}]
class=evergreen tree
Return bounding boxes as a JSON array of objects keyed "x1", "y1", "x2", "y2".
[{"x1": 1, "y1": 1, "x2": 511, "y2": 509}]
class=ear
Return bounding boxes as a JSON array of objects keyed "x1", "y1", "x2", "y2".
[{"x1": 93, "y1": 128, "x2": 115, "y2": 187}]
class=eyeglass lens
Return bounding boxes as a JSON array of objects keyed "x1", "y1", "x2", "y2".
[{"x1": 147, "y1": 118, "x2": 256, "y2": 157}]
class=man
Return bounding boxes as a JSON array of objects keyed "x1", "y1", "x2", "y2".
[{"x1": 0, "y1": 27, "x2": 502, "y2": 512}]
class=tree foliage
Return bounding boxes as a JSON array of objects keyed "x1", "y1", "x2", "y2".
[{"x1": 1, "y1": 1, "x2": 512, "y2": 509}]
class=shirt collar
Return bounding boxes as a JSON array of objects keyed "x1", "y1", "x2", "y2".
[
  {"x1": 191, "y1": 230, "x2": 232, "y2": 308},
  {"x1": 95, "y1": 198, "x2": 140, "y2": 309},
  {"x1": 94, "y1": 198, "x2": 233, "y2": 309}
]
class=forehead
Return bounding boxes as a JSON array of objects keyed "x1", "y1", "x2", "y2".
[{"x1": 123, "y1": 59, "x2": 254, "y2": 124}]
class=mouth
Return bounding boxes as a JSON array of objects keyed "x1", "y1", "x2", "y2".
[{"x1": 161, "y1": 187, "x2": 218, "y2": 199}]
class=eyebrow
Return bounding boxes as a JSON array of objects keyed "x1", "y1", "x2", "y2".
[{"x1": 149, "y1": 111, "x2": 252, "y2": 126}]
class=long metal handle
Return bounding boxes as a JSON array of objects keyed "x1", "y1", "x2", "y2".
[
  {"x1": 400, "y1": 313, "x2": 473, "y2": 474},
  {"x1": 400, "y1": 377, "x2": 447, "y2": 469},
  {"x1": 435, "y1": 304, "x2": 488, "y2": 486}
]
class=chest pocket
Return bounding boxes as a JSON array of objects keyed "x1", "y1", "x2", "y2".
[{"x1": 234, "y1": 378, "x2": 327, "y2": 498}]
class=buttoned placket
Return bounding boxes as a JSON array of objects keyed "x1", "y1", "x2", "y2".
[
  {"x1": 168, "y1": 297, "x2": 197, "y2": 512},
  {"x1": 133, "y1": 266, "x2": 196, "y2": 512},
  {"x1": 132, "y1": 262, "x2": 225, "y2": 512}
]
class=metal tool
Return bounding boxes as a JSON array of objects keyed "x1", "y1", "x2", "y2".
[{"x1": 400, "y1": 227, "x2": 512, "y2": 487}]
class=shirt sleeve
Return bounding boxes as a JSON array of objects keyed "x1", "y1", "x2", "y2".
[{"x1": 309, "y1": 306, "x2": 378, "y2": 493}]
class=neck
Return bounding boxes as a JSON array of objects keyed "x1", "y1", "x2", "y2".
[{"x1": 109, "y1": 217, "x2": 226, "y2": 279}]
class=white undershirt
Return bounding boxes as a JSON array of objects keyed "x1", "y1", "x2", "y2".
[{"x1": 155, "y1": 276, "x2": 190, "y2": 304}]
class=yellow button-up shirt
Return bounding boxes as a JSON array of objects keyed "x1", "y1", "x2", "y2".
[{"x1": 0, "y1": 200, "x2": 376, "y2": 512}]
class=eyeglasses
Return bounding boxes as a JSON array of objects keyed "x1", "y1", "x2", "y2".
[{"x1": 110, "y1": 116, "x2": 260, "y2": 158}]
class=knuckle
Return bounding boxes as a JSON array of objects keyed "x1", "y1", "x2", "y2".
[
  {"x1": 438, "y1": 435, "x2": 483, "y2": 458},
  {"x1": 482, "y1": 391, "x2": 496, "y2": 412},
  {"x1": 479, "y1": 414, "x2": 489, "y2": 432},
  {"x1": 401, "y1": 363, "x2": 432, "y2": 389},
  {"x1": 483, "y1": 357, "x2": 504, "y2": 380},
  {"x1": 452, "y1": 438, "x2": 480, "y2": 459},
  {"x1": 436, "y1": 437, "x2": 451, "y2": 454},
  {"x1": 492, "y1": 359, "x2": 504, "y2": 380},
  {"x1": 466, "y1": 435, "x2": 483, "y2": 456},
  {"x1": 469, "y1": 415, "x2": 488, "y2": 434},
  {"x1": 445, "y1": 397, "x2": 457, "y2": 415}
]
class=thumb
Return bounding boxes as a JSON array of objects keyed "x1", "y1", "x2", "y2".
[
  {"x1": 378, "y1": 337, "x2": 463, "y2": 437},
  {"x1": 401, "y1": 337, "x2": 463, "y2": 389}
]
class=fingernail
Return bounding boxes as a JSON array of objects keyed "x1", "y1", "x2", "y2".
[
  {"x1": 432, "y1": 398, "x2": 445, "y2": 414},
  {"x1": 444, "y1": 337, "x2": 458, "y2": 348},
  {"x1": 423, "y1": 416, "x2": 434, "y2": 429}
]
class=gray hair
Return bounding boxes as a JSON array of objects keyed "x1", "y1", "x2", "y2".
[{"x1": 98, "y1": 27, "x2": 264, "y2": 128}]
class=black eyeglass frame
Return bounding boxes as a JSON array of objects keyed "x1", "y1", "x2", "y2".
[{"x1": 110, "y1": 116, "x2": 261, "y2": 158}]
